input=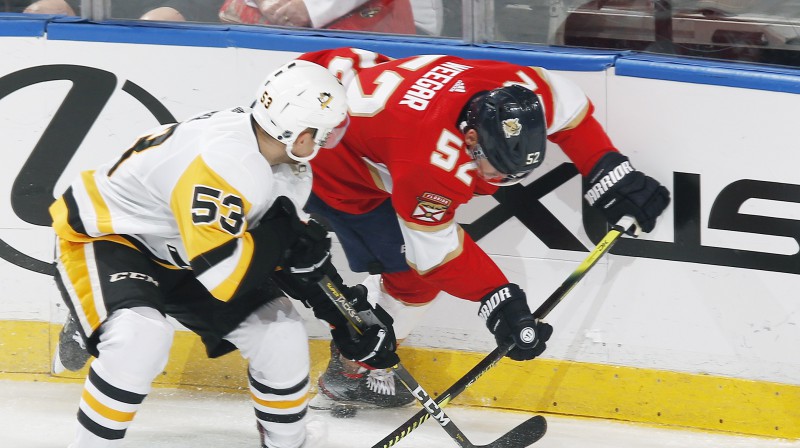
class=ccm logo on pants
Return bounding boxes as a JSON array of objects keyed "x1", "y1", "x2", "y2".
[{"x1": 109, "y1": 272, "x2": 160, "y2": 287}]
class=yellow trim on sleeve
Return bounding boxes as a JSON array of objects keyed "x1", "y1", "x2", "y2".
[
  {"x1": 81, "y1": 171, "x2": 114, "y2": 234},
  {"x1": 209, "y1": 233, "x2": 255, "y2": 302}
]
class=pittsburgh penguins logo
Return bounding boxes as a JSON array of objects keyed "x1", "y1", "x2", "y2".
[{"x1": 318, "y1": 92, "x2": 333, "y2": 109}]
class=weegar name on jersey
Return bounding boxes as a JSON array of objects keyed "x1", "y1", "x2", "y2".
[
  {"x1": 399, "y1": 61, "x2": 473, "y2": 111},
  {"x1": 583, "y1": 160, "x2": 635, "y2": 206}
]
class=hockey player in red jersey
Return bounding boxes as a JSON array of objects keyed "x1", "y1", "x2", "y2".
[
  {"x1": 50, "y1": 60, "x2": 400, "y2": 448},
  {"x1": 298, "y1": 47, "x2": 671, "y2": 409}
]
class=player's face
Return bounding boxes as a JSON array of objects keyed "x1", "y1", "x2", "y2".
[
  {"x1": 466, "y1": 130, "x2": 531, "y2": 187},
  {"x1": 473, "y1": 156, "x2": 506, "y2": 184},
  {"x1": 465, "y1": 130, "x2": 506, "y2": 184}
]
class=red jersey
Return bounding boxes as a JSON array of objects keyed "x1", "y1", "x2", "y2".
[{"x1": 301, "y1": 48, "x2": 617, "y2": 301}]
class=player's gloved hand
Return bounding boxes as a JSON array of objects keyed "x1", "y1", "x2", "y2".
[
  {"x1": 320, "y1": 285, "x2": 400, "y2": 369},
  {"x1": 583, "y1": 152, "x2": 670, "y2": 234},
  {"x1": 262, "y1": 196, "x2": 333, "y2": 284},
  {"x1": 478, "y1": 283, "x2": 553, "y2": 361},
  {"x1": 284, "y1": 218, "x2": 332, "y2": 285},
  {"x1": 331, "y1": 309, "x2": 399, "y2": 370}
]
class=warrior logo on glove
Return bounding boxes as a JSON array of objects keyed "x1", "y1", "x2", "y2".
[
  {"x1": 583, "y1": 152, "x2": 670, "y2": 234},
  {"x1": 584, "y1": 159, "x2": 635, "y2": 206},
  {"x1": 478, "y1": 283, "x2": 553, "y2": 361},
  {"x1": 478, "y1": 286, "x2": 513, "y2": 320},
  {"x1": 519, "y1": 326, "x2": 536, "y2": 344}
]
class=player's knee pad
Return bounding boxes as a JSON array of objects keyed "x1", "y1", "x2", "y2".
[
  {"x1": 363, "y1": 274, "x2": 436, "y2": 340},
  {"x1": 227, "y1": 297, "x2": 310, "y2": 387},
  {"x1": 94, "y1": 307, "x2": 174, "y2": 392}
]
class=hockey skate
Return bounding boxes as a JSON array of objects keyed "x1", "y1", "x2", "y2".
[
  {"x1": 310, "y1": 341, "x2": 415, "y2": 411},
  {"x1": 52, "y1": 312, "x2": 91, "y2": 374}
]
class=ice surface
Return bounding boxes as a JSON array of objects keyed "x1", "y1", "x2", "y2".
[{"x1": 2, "y1": 380, "x2": 797, "y2": 448}]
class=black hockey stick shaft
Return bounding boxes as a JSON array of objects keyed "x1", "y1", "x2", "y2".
[
  {"x1": 317, "y1": 276, "x2": 546, "y2": 448},
  {"x1": 371, "y1": 216, "x2": 638, "y2": 448}
]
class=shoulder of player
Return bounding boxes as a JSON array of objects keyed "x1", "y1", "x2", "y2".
[{"x1": 191, "y1": 114, "x2": 274, "y2": 208}]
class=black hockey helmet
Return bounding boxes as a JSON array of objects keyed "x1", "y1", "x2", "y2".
[{"x1": 461, "y1": 84, "x2": 546, "y2": 186}]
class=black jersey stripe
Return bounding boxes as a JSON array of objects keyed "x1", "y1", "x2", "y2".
[
  {"x1": 249, "y1": 372, "x2": 309, "y2": 396},
  {"x1": 108, "y1": 124, "x2": 178, "y2": 176},
  {"x1": 88, "y1": 368, "x2": 146, "y2": 405},
  {"x1": 190, "y1": 238, "x2": 238, "y2": 276},
  {"x1": 77, "y1": 409, "x2": 127, "y2": 440},
  {"x1": 63, "y1": 187, "x2": 89, "y2": 236},
  {"x1": 254, "y1": 407, "x2": 307, "y2": 424}
]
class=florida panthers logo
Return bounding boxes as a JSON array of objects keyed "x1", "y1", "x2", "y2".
[
  {"x1": 412, "y1": 192, "x2": 452, "y2": 223},
  {"x1": 502, "y1": 118, "x2": 521, "y2": 138}
]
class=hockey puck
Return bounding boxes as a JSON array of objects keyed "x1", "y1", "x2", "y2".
[{"x1": 330, "y1": 405, "x2": 357, "y2": 419}]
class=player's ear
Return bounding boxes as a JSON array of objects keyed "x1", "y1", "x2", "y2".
[
  {"x1": 297, "y1": 127, "x2": 316, "y2": 145},
  {"x1": 464, "y1": 129, "x2": 479, "y2": 147}
]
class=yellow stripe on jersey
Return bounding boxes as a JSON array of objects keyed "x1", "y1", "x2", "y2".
[
  {"x1": 250, "y1": 391, "x2": 309, "y2": 409},
  {"x1": 171, "y1": 156, "x2": 254, "y2": 301},
  {"x1": 81, "y1": 389, "x2": 136, "y2": 422},
  {"x1": 210, "y1": 232, "x2": 255, "y2": 301},
  {"x1": 58, "y1": 238, "x2": 103, "y2": 331},
  {"x1": 50, "y1": 197, "x2": 81, "y2": 241},
  {"x1": 81, "y1": 170, "x2": 114, "y2": 234},
  {"x1": 51, "y1": 197, "x2": 139, "y2": 249}
]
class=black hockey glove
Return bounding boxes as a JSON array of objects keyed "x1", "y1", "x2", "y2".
[
  {"x1": 583, "y1": 152, "x2": 670, "y2": 234},
  {"x1": 478, "y1": 283, "x2": 553, "y2": 361},
  {"x1": 331, "y1": 305, "x2": 399, "y2": 370},
  {"x1": 310, "y1": 284, "x2": 400, "y2": 369},
  {"x1": 263, "y1": 196, "x2": 333, "y2": 285},
  {"x1": 283, "y1": 218, "x2": 333, "y2": 285}
]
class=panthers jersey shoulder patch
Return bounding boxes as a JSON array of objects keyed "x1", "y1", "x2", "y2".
[{"x1": 412, "y1": 192, "x2": 452, "y2": 223}]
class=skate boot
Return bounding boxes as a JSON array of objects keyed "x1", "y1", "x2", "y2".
[
  {"x1": 52, "y1": 312, "x2": 91, "y2": 374},
  {"x1": 310, "y1": 341, "x2": 415, "y2": 410}
]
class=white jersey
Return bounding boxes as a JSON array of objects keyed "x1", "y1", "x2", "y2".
[{"x1": 50, "y1": 107, "x2": 312, "y2": 301}]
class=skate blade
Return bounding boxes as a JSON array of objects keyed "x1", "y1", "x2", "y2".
[{"x1": 52, "y1": 351, "x2": 66, "y2": 375}]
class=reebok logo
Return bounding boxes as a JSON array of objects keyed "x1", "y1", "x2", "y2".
[
  {"x1": 584, "y1": 161, "x2": 634, "y2": 206},
  {"x1": 449, "y1": 80, "x2": 466, "y2": 93},
  {"x1": 478, "y1": 286, "x2": 512, "y2": 320},
  {"x1": 109, "y1": 272, "x2": 159, "y2": 287}
]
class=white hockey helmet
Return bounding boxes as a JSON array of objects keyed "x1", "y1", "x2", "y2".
[{"x1": 252, "y1": 60, "x2": 350, "y2": 162}]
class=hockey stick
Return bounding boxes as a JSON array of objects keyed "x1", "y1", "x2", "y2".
[
  {"x1": 371, "y1": 216, "x2": 639, "y2": 448},
  {"x1": 317, "y1": 276, "x2": 547, "y2": 448}
]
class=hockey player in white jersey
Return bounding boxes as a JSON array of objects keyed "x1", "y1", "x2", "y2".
[{"x1": 50, "y1": 60, "x2": 399, "y2": 448}]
